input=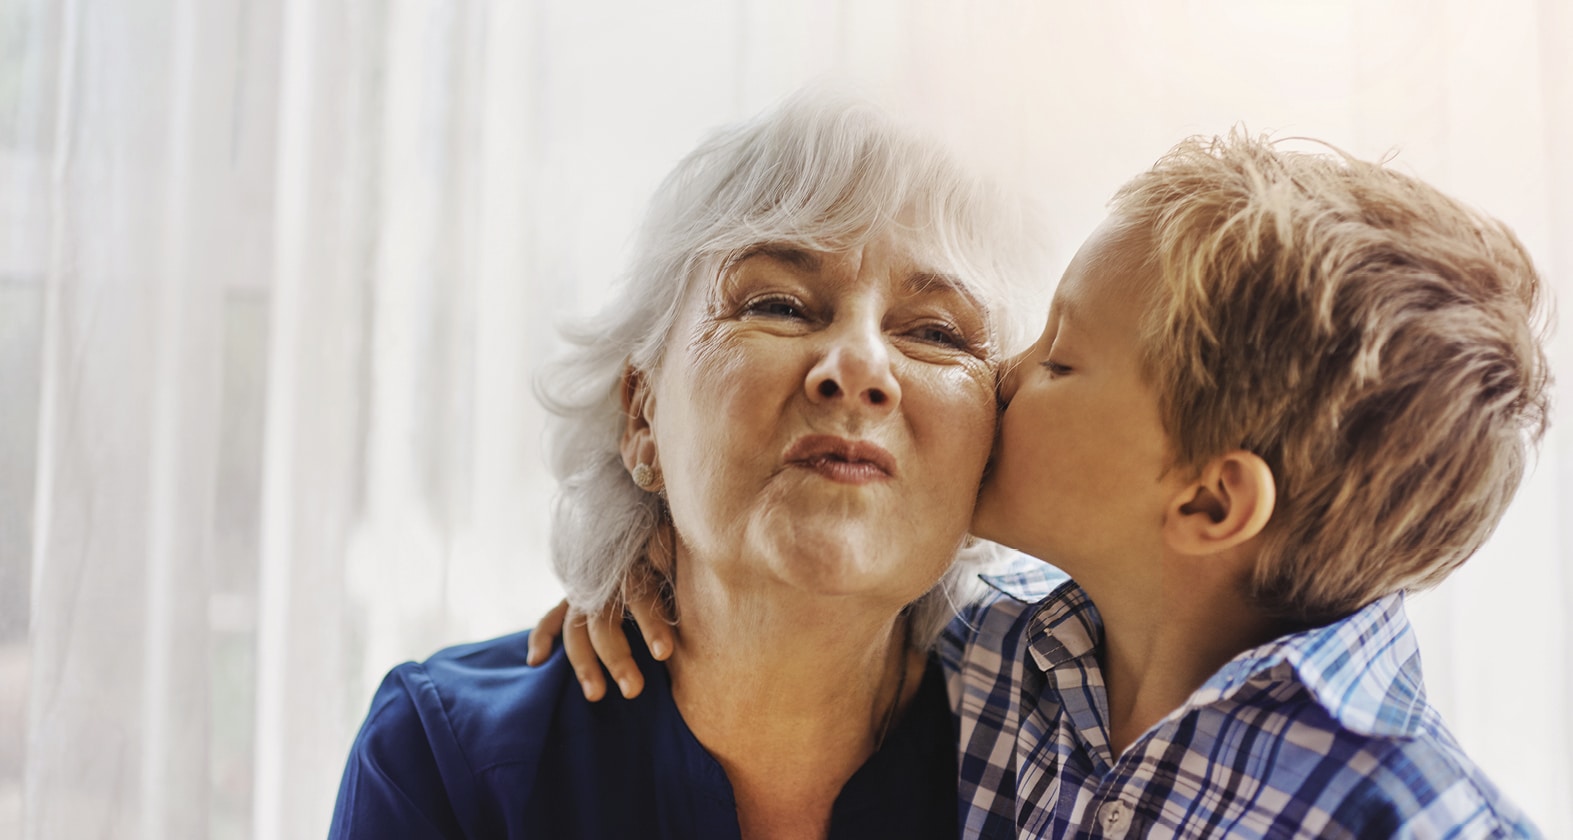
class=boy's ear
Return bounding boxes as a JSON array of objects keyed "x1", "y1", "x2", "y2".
[
  {"x1": 1163, "y1": 450, "x2": 1276, "y2": 557},
  {"x1": 619, "y1": 364, "x2": 661, "y2": 483}
]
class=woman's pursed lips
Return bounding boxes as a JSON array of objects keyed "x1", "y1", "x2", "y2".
[{"x1": 782, "y1": 434, "x2": 897, "y2": 484}]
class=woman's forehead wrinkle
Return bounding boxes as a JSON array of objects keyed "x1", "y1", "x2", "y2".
[
  {"x1": 757, "y1": 244, "x2": 822, "y2": 272},
  {"x1": 719, "y1": 242, "x2": 818, "y2": 277}
]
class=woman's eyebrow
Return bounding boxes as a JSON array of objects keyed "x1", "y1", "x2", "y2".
[
  {"x1": 903, "y1": 270, "x2": 984, "y2": 314},
  {"x1": 735, "y1": 244, "x2": 822, "y2": 272}
]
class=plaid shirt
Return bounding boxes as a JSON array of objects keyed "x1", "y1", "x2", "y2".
[{"x1": 938, "y1": 558, "x2": 1541, "y2": 839}]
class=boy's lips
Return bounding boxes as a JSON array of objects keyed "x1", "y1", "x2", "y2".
[{"x1": 783, "y1": 435, "x2": 897, "y2": 484}]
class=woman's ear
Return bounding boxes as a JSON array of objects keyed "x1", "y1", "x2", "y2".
[
  {"x1": 1162, "y1": 450, "x2": 1276, "y2": 557},
  {"x1": 619, "y1": 364, "x2": 661, "y2": 482}
]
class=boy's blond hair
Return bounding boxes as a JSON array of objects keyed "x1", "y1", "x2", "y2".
[{"x1": 1110, "y1": 131, "x2": 1551, "y2": 624}]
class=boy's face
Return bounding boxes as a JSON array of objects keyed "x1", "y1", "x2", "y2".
[{"x1": 973, "y1": 217, "x2": 1181, "y2": 578}]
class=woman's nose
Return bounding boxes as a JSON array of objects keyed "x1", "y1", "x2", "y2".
[{"x1": 805, "y1": 320, "x2": 902, "y2": 413}]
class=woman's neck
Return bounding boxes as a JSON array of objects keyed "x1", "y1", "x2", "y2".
[{"x1": 665, "y1": 563, "x2": 922, "y2": 840}]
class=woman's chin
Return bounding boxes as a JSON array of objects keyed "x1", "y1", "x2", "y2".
[
  {"x1": 748, "y1": 538, "x2": 941, "y2": 604},
  {"x1": 779, "y1": 546, "x2": 912, "y2": 594}
]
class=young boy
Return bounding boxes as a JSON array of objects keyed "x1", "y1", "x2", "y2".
[
  {"x1": 538, "y1": 131, "x2": 1548, "y2": 838},
  {"x1": 956, "y1": 131, "x2": 1547, "y2": 838}
]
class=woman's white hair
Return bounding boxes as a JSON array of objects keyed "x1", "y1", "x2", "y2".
[{"x1": 536, "y1": 89, "x2": 1041, "y2": 648}]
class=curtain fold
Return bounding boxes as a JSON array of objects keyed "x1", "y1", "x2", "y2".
[
  {"x1": 24, "y1": 1, "x2": 220, "y2": 835},
  {"x1": 253, "y1": 2, "x2": 376, "y2": 836},
  {"x1": 3, "y1": 1, "x2": 1569, "y2": 837}
]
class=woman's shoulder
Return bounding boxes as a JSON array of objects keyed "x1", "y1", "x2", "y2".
[
  {"x1": 370, "y1": 629, "x2": 579, "y2": 767},
  {"x1": 330, "y1": 630, "x2": 569, "y2": 837},
  {"x1": 420, "y1": 629, "x2": 566, "y2": 708},
  {"x1": 332, "y1": 628, "x2": 677, "y2": 838}
]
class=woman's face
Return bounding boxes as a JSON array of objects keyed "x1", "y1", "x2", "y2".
[{"x1": 637, "y1": 225, "x2": 997, "y2": 608}]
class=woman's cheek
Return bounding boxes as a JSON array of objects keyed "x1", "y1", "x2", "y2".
[{"x1": 910, "y1": 363, "x2": 998, "y2": 475}]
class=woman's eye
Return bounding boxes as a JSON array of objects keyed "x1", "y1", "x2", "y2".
[
  {"x1": 909, "y1": 323, "x2": 966, "y2": 349},
  {"x1": 741, "y1": 295, "x2": 807, "y2": 319}
]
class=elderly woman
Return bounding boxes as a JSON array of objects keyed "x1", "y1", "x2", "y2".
[{"x1": 328, "y1": 91, "x2": 1038, "y2": 839}]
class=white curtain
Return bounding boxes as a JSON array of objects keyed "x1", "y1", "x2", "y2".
[{"x1": 1, "y1": 1, "x2": 1567, "y2": 837}]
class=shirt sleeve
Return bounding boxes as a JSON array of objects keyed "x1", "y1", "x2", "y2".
[{"x1": 328, "y1": 663, "x2": 475, "y2": 840}]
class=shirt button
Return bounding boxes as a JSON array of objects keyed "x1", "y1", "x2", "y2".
[{"x1": 1100, "y1": 799, "x2": 1130, "y2": 833}]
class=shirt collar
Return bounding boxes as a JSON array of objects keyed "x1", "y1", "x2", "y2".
[
  {"x1": 1200, "y1": 592, "x2": 1428, "y2": 738},
  {"x1": 997, "y1": 570, "x2": 1429, "y2": 739},
  {"x1": 977, "y1": 555, "x2": 1072, "y2": 604},
  {"x1": 980, "y1": 563, "x2": 1102, "y2": 674}
]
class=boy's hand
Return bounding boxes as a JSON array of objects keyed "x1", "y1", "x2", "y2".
[{"x1": 525, "y1": 525, "x2": 677, "y2": 701}]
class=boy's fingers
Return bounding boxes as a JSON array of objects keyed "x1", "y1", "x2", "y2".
[
  {"x1": 527, "y1": 600, "x2": 570, "y2": 666},
  {"x1": 626, "y1": 593, "x2": 673, "y2": 661},
  {"x1": 561, "y1": 612, "x2": 606, "y2": 702},
  {"x1": 629, "y1": 521, "x2": 677, "y2": 660},
  {"x1": 588, "y1": 606, "x2": 644, "y2": 699}
]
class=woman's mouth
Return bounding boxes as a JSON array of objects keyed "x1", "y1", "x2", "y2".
[{"x1": 783, "y1": 435, "x2": 897, "y2": 485}]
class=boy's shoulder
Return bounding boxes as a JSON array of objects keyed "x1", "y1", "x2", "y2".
[
  {"x1": 1195, "y1": 677, "x2": 1541, "y2": 838},
  {"x1": 1198, "y1": 597, "x2": 1541, "y2": 837}
]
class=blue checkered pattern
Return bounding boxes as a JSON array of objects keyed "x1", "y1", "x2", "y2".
[{"x1": 937, "y1": 556, "x2": 1541, "y2": 839}]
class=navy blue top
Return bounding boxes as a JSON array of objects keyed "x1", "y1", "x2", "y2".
[{"x1": 328, "y1": 623, "x2": 958, "y2": 839}]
